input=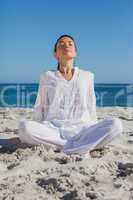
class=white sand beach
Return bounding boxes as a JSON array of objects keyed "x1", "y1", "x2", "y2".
[{"x1": 0, "y1": 107, "x2": 133, "y2": 200}]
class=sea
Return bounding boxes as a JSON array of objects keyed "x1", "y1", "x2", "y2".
[{"x1": 0, "y1": 83, "x2": 133, "y2": 107}]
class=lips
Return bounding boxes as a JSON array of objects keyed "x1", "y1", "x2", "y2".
[{"x1": 64, "y1": 48, "x2": 71, "y2": 51}]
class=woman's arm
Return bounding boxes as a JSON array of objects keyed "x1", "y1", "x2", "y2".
[
  {"x1": 88, "y1": 72, "x2": 98, "y2": 123},
  {"x1": 33, "y1": 73, "x2": 45, "y2": 122}
]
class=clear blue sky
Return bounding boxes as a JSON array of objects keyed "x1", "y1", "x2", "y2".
[{"x1": 0, "y1": 0, "x2": 133, "y2": 83}]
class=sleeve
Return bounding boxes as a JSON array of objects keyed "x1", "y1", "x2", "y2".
[
  {"x1": 88, "y1": 72, "x2": 98, "y2": 123},
  {"x1": 33, "y1": 73, "x2": 45, "y2": 122}
]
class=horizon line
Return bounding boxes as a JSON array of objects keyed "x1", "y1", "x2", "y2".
[{"x1": 0, "y1": 82, "x2": 133, "y2": 85}]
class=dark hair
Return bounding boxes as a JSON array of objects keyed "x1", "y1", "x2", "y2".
[{"x1": 54, "y1": 34, "x2": 77, "y2": 70}]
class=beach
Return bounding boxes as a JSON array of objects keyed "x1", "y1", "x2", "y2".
[{"x1": 0, "y1": 106, "x2": 133, "y2": 200}]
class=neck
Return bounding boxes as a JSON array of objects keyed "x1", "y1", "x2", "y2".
[{"x1": 58, "y1": 59, "x2": 74, "y2": 75}]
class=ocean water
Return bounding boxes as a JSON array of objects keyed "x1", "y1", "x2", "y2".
[{"x1": 0, "y1": 83, "x2": 133, "y2": 107}]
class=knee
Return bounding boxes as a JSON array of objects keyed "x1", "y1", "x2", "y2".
[
  {"x1": 109, "y1": 117, "x2": 123, "y2": 134},
  {"x1": 20, "y1": 119, "x2": 35, "y2": 133},
  {"x1": 18, "y1": 119, "x2": 32, "y2": 140},
  {"x1": 18, "y1": 118, "x2": 28, "y2": 132}
]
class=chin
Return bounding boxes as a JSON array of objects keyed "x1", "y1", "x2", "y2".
[{"x1": 63, "y1": 54, "x2": 75, "y2": 59}]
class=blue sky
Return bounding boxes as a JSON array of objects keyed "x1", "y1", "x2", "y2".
[{"x1": 0, "y1": 0, "x2": 133, "y2": 83}]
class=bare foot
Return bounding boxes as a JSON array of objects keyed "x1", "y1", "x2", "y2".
[
  {"x1": 90, "y1": 147, "x2": 110, "y2": 158},
  {"x1": 9, "y1": 137, "x2": 21, "y2": 145},
  {"x1": 9, "y1": 137, "x2": 30, "y2": 148}
]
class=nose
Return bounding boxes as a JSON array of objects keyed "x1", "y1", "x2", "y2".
[{"x1": 64, "y1": 42, "x2": 70, "y2": 48}]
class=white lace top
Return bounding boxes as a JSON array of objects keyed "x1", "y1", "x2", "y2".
[{"x1": 33, "y1": 67, "x2": 98, "y2": 138}]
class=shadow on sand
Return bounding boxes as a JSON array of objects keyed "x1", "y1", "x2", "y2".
[{"x1": 0, "y1": 138, "x2": 32, "y2": 153}]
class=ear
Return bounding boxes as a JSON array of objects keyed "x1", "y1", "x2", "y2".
[{"x1": 54, "y1": 52, "x2": 58, "y2": 59}]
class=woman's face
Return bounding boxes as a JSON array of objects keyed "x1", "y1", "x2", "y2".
[{"x1": 54, "y1": 37, "x2": 77, "y2": 61}]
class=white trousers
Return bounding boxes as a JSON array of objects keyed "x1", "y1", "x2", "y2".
[{"x1": 18, "y1": 117, "x2": 123, "y2": 154}]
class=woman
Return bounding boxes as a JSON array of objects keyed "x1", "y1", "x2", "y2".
[{"x1": 18, "y1": 34, "x2": 123, "y2": 154}]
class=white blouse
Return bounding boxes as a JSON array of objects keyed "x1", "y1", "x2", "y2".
[{"x1": 33, "y1": 67, "x2": 98, "y2": 139}]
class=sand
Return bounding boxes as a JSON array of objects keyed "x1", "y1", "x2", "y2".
[{"x1": 0, "y1": 106, "x2": 133, "y2": 200}]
